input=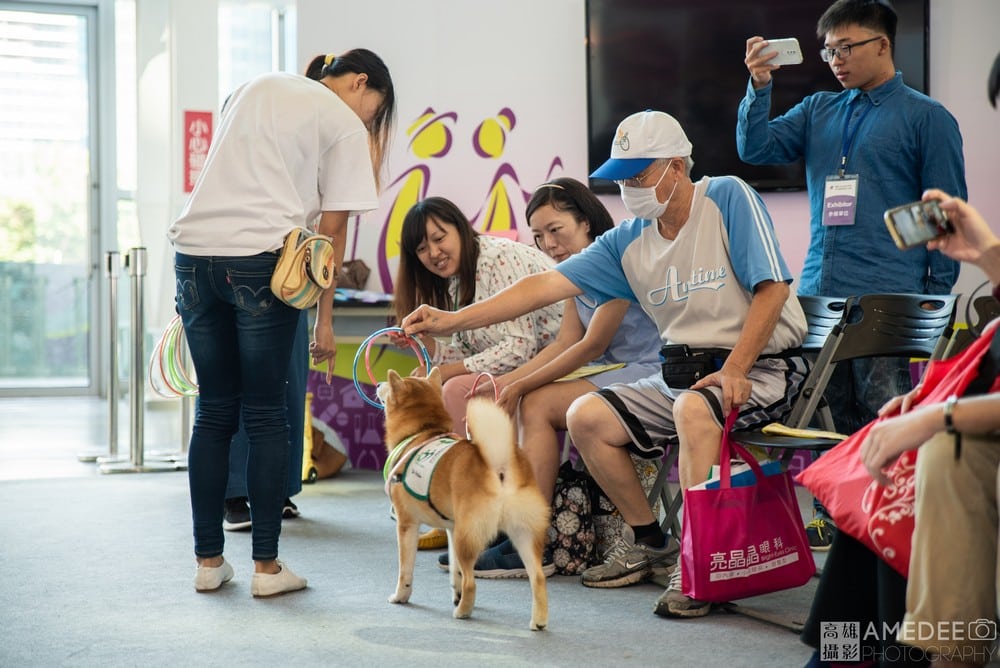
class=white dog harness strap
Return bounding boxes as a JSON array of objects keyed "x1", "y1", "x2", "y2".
[{"x1": 400, "y1": 435, "x2": 459, "y2": 500}]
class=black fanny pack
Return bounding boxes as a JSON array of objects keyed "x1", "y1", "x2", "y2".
[
  {"x1": 659, "y1": 344, "x2": 803, "y2": 388},
  {"x1": 659, "y1": 345, "x2": 728, "y2": 389}
]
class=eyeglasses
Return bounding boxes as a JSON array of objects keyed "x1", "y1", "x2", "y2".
[
  {"x1": 614, "y1": 160, "x2": 667, "y2": 189},
  {"x1": 820, "y1": 36, "x2": 882, "y2": 63}
]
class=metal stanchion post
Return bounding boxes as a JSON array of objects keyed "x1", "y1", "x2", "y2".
[
  {"x1": 82, "y1": 251, "x2": 125, "y2": 463},
  {"x1": 143, "y1": 303, "x2": 190, "y2": 467},
  {"x1": 101, "y1": 247, "x2": 179, "y2": 474}
]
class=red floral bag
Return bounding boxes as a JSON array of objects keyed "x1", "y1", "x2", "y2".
[{"x1": 797, "y1": 320, "x2": 999, "y2": 576}]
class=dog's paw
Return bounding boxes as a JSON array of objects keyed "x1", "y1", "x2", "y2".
[
  {"x1": 388, "y1": 592, "x2": 411, "y2": 604},
  {"x1": 530, "y1": 620, "x2": 547, "y2": 632},
  {"x1": 453, "y1": 607, "x2": 472, "y2": 620}
]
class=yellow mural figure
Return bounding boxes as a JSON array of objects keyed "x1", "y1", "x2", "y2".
[
  {"x1": 470, "y1": 108, "x2": 516, "y2": 237},
  {"x1": 377, "y1": 107, "x2": 457, "y2": 289},
  {"x1": 471, "y1": 156, "x2": 566, "y2": 239},
  {"x1": 471, "y1": 108, "x2": 569, "y2": 239}
]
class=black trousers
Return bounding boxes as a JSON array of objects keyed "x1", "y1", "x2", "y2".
[{"x1": 802, "y1": 532, "x2": 929, "y2": 667}]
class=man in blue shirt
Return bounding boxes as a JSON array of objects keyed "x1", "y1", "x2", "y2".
[{"x1": 736, "y1": 0, "x2": 966, "y2": 547}]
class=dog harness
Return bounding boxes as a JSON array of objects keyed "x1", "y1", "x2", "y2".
[{"x1": 383, "y1": 433, "x2": 460, "y2": 520}]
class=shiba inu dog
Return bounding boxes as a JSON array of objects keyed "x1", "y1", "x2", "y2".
[{"x1": 377, "y1": 367, "x2": 549, "y2": 630}]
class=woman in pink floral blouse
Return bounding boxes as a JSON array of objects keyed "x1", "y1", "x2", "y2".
[{"x1": 394, "y1": 196, "x2": 563, "y2": 433}]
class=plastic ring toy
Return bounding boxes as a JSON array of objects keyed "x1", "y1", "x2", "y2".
[
  {"x1": 469, "y1": 372, "x2": 499, "y2": 401},
  {"x1": 352, "y1": 326, "x2": 432, "y2": 409},
  {"x1": 149, "y1": 314, "x2": 199, "y2": 398}
]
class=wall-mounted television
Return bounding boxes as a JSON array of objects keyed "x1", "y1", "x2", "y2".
[{"x1": 586, "y1": 0, "x2": 929, "y2": 192}]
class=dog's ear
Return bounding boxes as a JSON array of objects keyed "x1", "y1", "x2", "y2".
[
  {"x1": 387, "y1": 369, "x2": 404, "y2": 392},
  {"x1": 426, "y1": 366, "x2": 442, "y2": 390}
]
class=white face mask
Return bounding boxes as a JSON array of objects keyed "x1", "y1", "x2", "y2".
[{"x1": 620, "y1": 162, "x2": 677, "y2": 220}]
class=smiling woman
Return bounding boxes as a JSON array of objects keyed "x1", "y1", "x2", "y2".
[{"x1": 392, "y1": 196, "x2": 562, "y2": 431}]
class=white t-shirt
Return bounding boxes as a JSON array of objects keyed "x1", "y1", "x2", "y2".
[{"x1": 167, "y1": 72, "x2": 378, "y2": 256}]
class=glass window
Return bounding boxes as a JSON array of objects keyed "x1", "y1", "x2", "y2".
[
  {"x1": 218, "y1": 1, "x2": 278, "y2": 108},
  {"x1": 0, "y1": 7, "x2": 95, "y2": 388}
]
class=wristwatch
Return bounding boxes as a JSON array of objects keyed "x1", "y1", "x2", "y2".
[
  {"x1": 943, "y1": 394, "x2": 961, "y2": 459},
  {"x1": 943, "y1": 395, "x2": 959, "y2": 434}
]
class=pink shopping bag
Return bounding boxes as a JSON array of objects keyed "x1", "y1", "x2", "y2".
[{"x1": 681, "y1": 412, "x2": 815, "y2": 602}]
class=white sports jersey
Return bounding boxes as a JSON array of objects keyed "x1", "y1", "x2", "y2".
[
  {"x1": 168, "y1": 72, "x2": 378, "y2": 256},
  {"x1": 556, "y1": 176, "x2": 806, "y2": 354}
]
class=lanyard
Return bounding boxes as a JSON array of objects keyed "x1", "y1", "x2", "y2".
[{"x1": 838, "y1": 95, "x2": 873, "y2": 177}]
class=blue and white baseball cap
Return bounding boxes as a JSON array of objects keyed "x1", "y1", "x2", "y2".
[{"x1": 590, "y1": 110, "x2": 693, "y2": 181}]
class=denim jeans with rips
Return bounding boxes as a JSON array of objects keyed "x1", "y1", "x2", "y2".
[{"x1": 175, "y1": 252, "x2": 300, "y2": 562}]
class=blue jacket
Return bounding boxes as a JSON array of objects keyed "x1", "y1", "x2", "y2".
[{"x1": 737, "y1": 73, "x2": 966, "y2": 298}]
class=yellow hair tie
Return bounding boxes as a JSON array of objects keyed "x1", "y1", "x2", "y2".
[{"x1": 324, "y1": 53, "x2": 336, "y2": 66}]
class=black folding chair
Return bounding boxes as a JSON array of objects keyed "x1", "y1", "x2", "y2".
[
  {"x1": 941, "y1": 294, "x2": 1000, "y2": 359},
  {"x1": 733, "y1": 292, "x2": 957, "y2": 462},
  {"x1": 723, "y1": 292, "x2": 957, "y2": 632},
  {"x1": 646, "y1": 295, "x2": 848, "y2": 538}
]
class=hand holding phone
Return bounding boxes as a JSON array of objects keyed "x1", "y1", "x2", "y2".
[
  {"x1": 883, "y1": 199, "x2": 954, "y2": 250},
  {"x1": 760, "y1": 38, "x2": 803, "y2": 66}
]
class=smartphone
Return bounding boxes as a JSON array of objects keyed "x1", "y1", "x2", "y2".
[
  {"x1": 883, "y1": 199, "x2": 953, "y2": 249},
  {"x1": 761, "y1": 38, "x2": 803, "y2": 66}
]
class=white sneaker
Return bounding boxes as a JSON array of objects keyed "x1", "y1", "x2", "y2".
[
  {"x1": 194, "y1": 559, "x2": 234, "y2": 592},
  {"x1": 251, "y1": 561, "x2": 307, "y2": 597}
]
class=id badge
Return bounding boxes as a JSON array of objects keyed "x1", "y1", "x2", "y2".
[{"x1": 823, "y1": 174, "x2": 858, "y2": 226}]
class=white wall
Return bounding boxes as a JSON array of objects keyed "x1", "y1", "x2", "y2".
[
  {"x1": 928, "y1": 0, "x2": 1000, "y2": 305},
  {"x1": 148, "y1": 0, "x2": 998, "y2": 319},
  {"x1": 136, "y1": 0, "x2": 219, "y2": 329},
  {"x1": 294, "y1": 0, "x2": 587, "y2": 291}
]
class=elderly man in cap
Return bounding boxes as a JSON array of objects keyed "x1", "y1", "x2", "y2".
[{"x1": 401, "y1": 110, "x2": 808, "y2": 618}]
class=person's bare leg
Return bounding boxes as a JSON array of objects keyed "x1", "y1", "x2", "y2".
[
  {"x1": 674, "y1": 392, "x2": 722, "y2": 494},
  {"x1": 255, "y1": 559, "x2": 280, "y2": 574},
  {"x1": 441, "y1": 374, "x2": 475, "y2": 434},
  {"x1": 567, "y1": 394, "x2": 654, "y2": 526},
  {"x1": 518, "y1": 379, "x2": 596, "y2": 503}
]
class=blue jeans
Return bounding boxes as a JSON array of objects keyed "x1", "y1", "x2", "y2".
[
  {"x1": 226, "y1": 310, "x2": 308, "y2": 500},
  {"x1": 823, "y1": 356, "x2": 913, "y2": 436},
  {"x1": 175, "y1": 252, "x2": 300, "y2": 561},
  {"x1": 812, "y1": 356, "x2": 913, "y2": 517}
]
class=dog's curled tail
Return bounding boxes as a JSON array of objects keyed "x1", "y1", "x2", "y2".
[{"x1": 464, "y1": 396, "x2": 516, "y2": 476}]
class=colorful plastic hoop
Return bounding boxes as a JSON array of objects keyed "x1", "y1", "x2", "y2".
[
  {"x1": 469, "y1": 372, "x2": 499, "y2": 401},
  {"x1": 149, "y1": 314, "x2": 199, "y2": 398},
  {"x1": 352, "y1": 327, "x2": 433, "y2": 409}
]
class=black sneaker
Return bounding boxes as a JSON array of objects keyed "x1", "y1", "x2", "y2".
[
  {"x1": 472, "y1": 539, "x2": 555, "y2": 579},
  {"x1": 437, "y1": 538, "x2": 554, "y2": 578},
  {"x1": 223, "y1": 497, "x2": 251, "y2": 531},
  {"x1": 282, "y1": 498, "x2": 300, "y2": 519},
  {"x1": 805, "y1": 516, "x2": 836, "y2": 551},
  {"x1": 439, "y1": 533, "x2": 508, "y2": 569}
]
